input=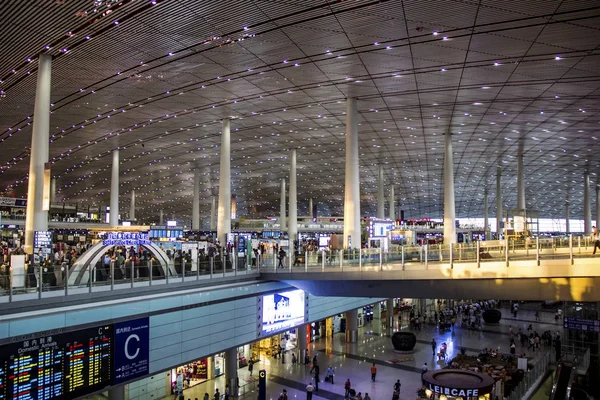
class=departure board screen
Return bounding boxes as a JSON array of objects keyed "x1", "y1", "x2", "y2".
[{"x1": 0, "y1": 325, "x2": 112, "y2": 400}]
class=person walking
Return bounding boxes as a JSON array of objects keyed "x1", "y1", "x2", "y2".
[
  {"x1": 313, "y1": 364, "x2": 320, "y2": 392},
  {"x1": 327, "y1": 366, "x2": 334, "y2": 384},
  {"x1": 364, "y1": 393, "x2": 371, "y2": 400},
  {"x1": 421, "y1": 362, "x2": 428, "y2": 382},
  {"x1": 292, "y1": 353, "x2": 297, "y2": 365},
  {"x1": 248, "y1": 359, "x2": 254, "y2": 376},
  {"x1": 306, "y1": 382, "x2": 315, "y2": 400},
  {"x1": 370, "y1": 363, "x2": 377, "y2": 382},
  {"x1": 214, "y1": 388, "x2": 220, "y2": 400},
  {"x1": 344, "y1": 379, "x2": 352, "y2": 397},
  {"x1": 535, "y1": 310, "x2": 541, "y2": 321},
  {"x1": 224, "y1": 384, "x2": 230, "y2": 400},
  {"x1": 394, "y1": 379, "x2": 401, "y2": 394},
  {"x1": 203, "y1": 393, "x2": 210, "y2": 400},
  {"x1": 431, "y1": 338, "x2": 437, "y2": 355}
]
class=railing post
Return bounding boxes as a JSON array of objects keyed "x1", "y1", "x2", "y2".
[
  {"x1": 64, "y1": 263, "x2": 69, "y2": 296},
  {"x1": 210, "y1": 257, "x2": 214, "y2": 278},
  {"x1": 379, "y1": 247, "x2": 383, "y2": 271},
  {"x1": 321, "y1": 250, "x2": 325, "y2": 271},
  {"x1": 305, "y1": 251, "x2": 308, "y2": 272},
  {"x1": 505, "y1": 237, "x2": 509, "y2": 267},
  {"x1": 131, "y1": 261, "x2": 135, "y2": 288},
  {"x1": 339, "y1": 250, "x2": 343, "y2": 270},
  {"x1": 424, "y1": 245, "x2": 428, "y2": 268},
  {"x1": 569, "y1": 234, "x2": 573, "y2": 265},
  {"x1": 359, "y1": 247, "x2": 362, "y2": 271},
  {"x1": 577, "y1": 236, "x2": 581, "y2": 254},
  {"x1": 476, "y1": 241, "x2": 480, "y2": 268},
  {"x1": 183, "y1": 260, "x2": 187, "y2": 281},
  {"x1": 401, "y1": 245, "x2": 405, "y2": 270},
  {"x1": 149, "y1": 260, "x2": 153, "y2": 286},
  {"x1": 536, "y1": 236, "x2": 540, "y2": 266},
  {"x1": 449, "y1": 244, "x2": 453, "y2": 269},
  {"x1": 439, "y1": 244, "x2": 443, "y2": 262},
  {"x1": 9, "y1": 266, "x2": 13, "y2": 303},
  {"x1": 166, "y1": 260, "x2": 171, "y2": 283},
  {"x1": 223, "y1": 254, "x2": 227, "y2": 277},
  {"x1": 196, "y1": 258, "x2": 200, "y2": 280},
  {"x1": 89, "y1": 266, "x2": 94, "y2": 293},
  {"x1": 110, "y1": 261, "x2": 114, "y2": 291}
]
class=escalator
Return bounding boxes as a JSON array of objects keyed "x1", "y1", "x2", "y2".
[{"x1": 549, "y1": 363, "x2": 574, "y2": 400}]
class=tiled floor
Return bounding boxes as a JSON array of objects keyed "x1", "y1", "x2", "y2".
[{"x1": 169, "y1": 306, "x2": 558, "y2": 400}]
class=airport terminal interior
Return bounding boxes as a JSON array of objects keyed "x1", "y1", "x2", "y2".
[{"x1": 0, "y1": 0, "x2": 600, "y2": 399}]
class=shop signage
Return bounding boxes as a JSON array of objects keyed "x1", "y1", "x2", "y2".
[
  {"x1": 103, "y1": 232, "x2": 151, "y2": 246},
  {"x1": 564, "y1": 317, "x2": 600, "y2": 332},
  {"x1": 427, "y1": 384, "x2": 479, "y2": 397},
  {"x1": 0, "y1": 197, "x2": 27, "y2": 207},
  {"x1": 114, "y1": 317, "x2": 150, "y2": 384}
]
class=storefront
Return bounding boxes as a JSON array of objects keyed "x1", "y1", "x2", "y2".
[
  {"x1": 170, "y1": 358, "x2": 210, "y2": 393},
  {"x1": 251, "y1": 329, "x2": 298, "y2": 360},
  {"x1": 421, "y1": 370, "x2": 495, "y2": 400}
]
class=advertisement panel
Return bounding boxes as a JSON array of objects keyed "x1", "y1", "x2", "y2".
[{"x1": 261, "y1": 290, "x2": 306, "y2": 335}]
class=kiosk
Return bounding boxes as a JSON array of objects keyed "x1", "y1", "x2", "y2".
[{"x1": 422, "y1": 370, "x2": 495, "y2": 399}]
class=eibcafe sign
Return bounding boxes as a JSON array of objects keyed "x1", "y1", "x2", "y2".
[{"x1": 428, "y1": 384, "x2": 478, "y2": 397}]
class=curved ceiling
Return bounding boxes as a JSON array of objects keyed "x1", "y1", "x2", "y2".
[{"x1": 1, "y1": 0, "x2": 599, "y2": 224}]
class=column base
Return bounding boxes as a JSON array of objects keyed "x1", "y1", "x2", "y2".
[{"x1": 346, "y1": 330, "x2": 358, "y2": 343}]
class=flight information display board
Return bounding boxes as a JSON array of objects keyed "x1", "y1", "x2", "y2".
[{"x1": 0, "y1": 324, "x2": 112, "y2": 399}]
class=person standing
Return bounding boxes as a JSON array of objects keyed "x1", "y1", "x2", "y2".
[
  {"x1": 591, "y1": 226, "x2": 600, "y2": 254},
  {"x1": 431, "y1": 338, "x2": 437, "y2": 355},
  {"x1": 327, "y1": 366, "x2": 334, "y2": 384},
  {"x1": 344, "y1": 379, "x2": 351, "y2": 397},
  {"x1": 248, "y1": 359, "x2": 254, "y2": 376},
  {"x1": 370, "y1": 363, "x2": 377, "y2": 382},
  {"x1": 421, "y1": 362, "x2": 428, "y2": 382},
  {"x1": 306, "y1": 382, "x2": 315, "y2": 400},
  {"x1": 214, "y1": 388, "x2": 220, "y2": 400},
  {"x1": 224, "y1": 384, "x2": 230, "y2": 400},
  {"x1": 364, "y1": 393, "x2": 371, "y2": 400},
  {"x1": 313, "y1": 364, "x2": 320, "y2": 392},
  {"x1": 394, "y1": 379, "x2": 401, "y2": 394}
]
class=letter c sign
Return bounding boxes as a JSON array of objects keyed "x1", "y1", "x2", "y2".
[{"x1": 125, "y1": 334, "x2": 140, "y2": 360}]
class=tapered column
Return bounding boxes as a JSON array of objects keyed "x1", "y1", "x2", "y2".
[
  {"x1": 217, "y1": 119, "x2": 231, "y2": 244},
  {"x1": 24, "y1": 54, "x2": 52, "y2": 254},
  {"x1": 584, "y1": 171, "x2": 591, "y2": 234},
  {"x1": 443, "y1": 133, "x2": 456, "y2": 244},
  {"x1": 596, "y1": 186, "x2": 600, "y2": 227},
  {"x1": 192, "y1": 169, "x2": 200, "y2": 230},
  {"x1": 289, "y1": 150, "x2": 298, "y2": 245},
  {"x1": 280, "y1": 178, "x2": 286, "y2": 230},
  {"x1": 129, "y1": 189, "x2": 135, "y2": 221},
  {"x1": 308, "y1": 198, "x2": 313, "y2": 219},
  {"x1": 297, "y1": 324, "x2": 307, "y2": 361},
  {"x1": 225, "y1": 348, "x2": 238, "y2": 397},
  {"x1": 483, "y1": 188, "x2": 489, "y2": 238},
  {"x1": 496, "y1": 167, "x2": 502, "y2": 237},
  {"x1": 343, "y1": 98, "x2": 361, "y2": 249},
  {"x1": 109, "y1": 149, "x2": 120, "y2": 227},
  {"x1": 159, "y1": 209, "x2": 164, "y2": 225},
  {"x1": 389, "y1": 186, "x2": 395, "y2": 221},
  {"x1": 345, "y1": 309, "x2": 358, "y2": 343},
  {"x1": 517, "y1": 140, "x2": 526, "y2": 210},
  {"x1": 377, "y1": 164, "x2": 385, "y2": 219},
  {"x1": 565, "y1": 201, "x2": 570, "y2": 234},
  {"x1": 386, "y1": 298, "x2": 394, "y2": 336},
  {"x1": 210, "y1": 196, "x2": 216, "y2": 230}
]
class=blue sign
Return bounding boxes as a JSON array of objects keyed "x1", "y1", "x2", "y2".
[
  {"x1": 563, "y1": 317, "x2": 600, "y2": 332},
  {"x1": 114, "y1": 317, "x2": 150, "y2": 384},
  {"x1": 103, "y1": 232, "x2": 151, "y2": 246}
]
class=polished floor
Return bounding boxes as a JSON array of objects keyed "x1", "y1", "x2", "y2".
[{"x1": 170, "y1": 306, "x2": 560, "y2": 400}]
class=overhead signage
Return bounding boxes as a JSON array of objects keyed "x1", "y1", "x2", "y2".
[
  {"x1": 564, "y1": 317, "x2": 600, "y2": 332},
  {"x1": 34, "y1": 230, "x2": 53, "y2": 248},
  {"x1": 103, "y1": 232, "x2": 151, "y2": 246},
  {"x1": 113, "y1": 317, "x2": 150, "y2": 384},
  {"x1": 0, "y1": 197, "x2": 27, "y2": 207}
]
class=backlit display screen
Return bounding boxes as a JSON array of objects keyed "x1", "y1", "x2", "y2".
[{"x1": 262, "y1": 290, "x2": 305, "y2": 335}]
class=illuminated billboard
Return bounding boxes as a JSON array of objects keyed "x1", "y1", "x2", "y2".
[{"x1": 261, "y1": 290, "x2": 306, "y2": 335}]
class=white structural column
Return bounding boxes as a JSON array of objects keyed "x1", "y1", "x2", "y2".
[
  {"x1": 483, "y1": 188, "x2": 489, "y2": 237},
  {"x1": 565, "y1": 200, "x2": 570, "y2": 234},
  {"x1": 389, "y1": 186, "x2": 395, "y2": 221},
  {"x1": 443, "y1": 133, "x2": 456, "y2": 244},
  {"x1": 345, "y1": 309, "x2": 358, "y2": 343},
  {"x1": 308, "y1": 198, "x2": 313, "y2": 219},
  {"x1": 496, "y1": 167, "x2": 502, "y2": 237},
  {"x1": 583, "y1": 171, "x2": 591, "y2": 234},
  {"x1": 24, "y1": 54, "x2": 52, "y2": 254},
  {"x1": 50, "y1": 177, "x2": 56, "y2": 204},
  {"x1": 343, "y1": 98, "x2": 361, "y2": 249},
  {"x1": 377, "y1": 164, "x2": 385, "y2": 219},
  {"x1": 217, "y1": 119, "x2": 231, "y2": 244},
  {"x1": 109, "y1": 150, "x2": 120, "y2": 227},
  {"x1": 130, "y1": 189, "x2": 136, "y2": 221},
  {"x1": 210, "y1": 196, "x2": 216, "y2": 231},
  {"x1": 517, "y1": 141, "x2": 526, "y2": 210},
  {"x1": 280, "y1": 178, "x2": 286, "y2": 230},
  {"x1": 192, "y1": 169, "x2": 200, "y2": 230},
  {"x1": 159, "y1": 209, "x2": 164, "y2": 225},
  {"x1": 289, "y1": 149, "x2": 298, "y2": 245},
  {"x1": 224, "y1": 348, "x2": 237, "y2": 396}
]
